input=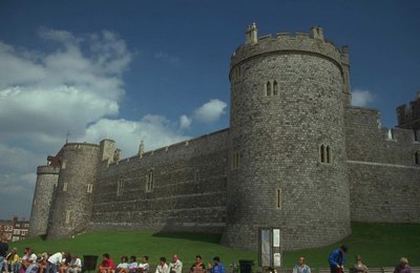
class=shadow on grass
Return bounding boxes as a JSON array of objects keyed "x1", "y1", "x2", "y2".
[{"x1": 152, "y1": 232, "x2": 222, "y2": 244}]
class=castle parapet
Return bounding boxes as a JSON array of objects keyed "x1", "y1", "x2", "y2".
[
  {"x1": 37, "y1": 165, "x2": 60, "y2": 175},
  {"x1": 230, "y1": 26, "x2": 346, "y2": 75}
]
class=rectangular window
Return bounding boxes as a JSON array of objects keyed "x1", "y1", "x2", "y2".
[
  {"x1": 145, "y1": 170, "x2": 154, "y2": 193},
  {"x1": 63, "y1": 182, "x2": 68, "y2": 192},
  {"x1": 116, "y1": 179, "x2": 124, "y2": 196},
  {"x1": 87, "y1": 184, "x2": 93, "y2": 193},
  {"x1": 414, "y1": 130, "x2": 419, "y2": 142},
  {"x1": 61, "y1": 160, "x2": 66, "y2": 169},
  {"x1": 231, "y1": 152, "x2": 240, "y2": 170},
  {"x1": 65, "y1": 210, "x2": 71, "y2": 224},
  {"x1": 277, "y1": 188, "x2": 282, "y2": 209}
]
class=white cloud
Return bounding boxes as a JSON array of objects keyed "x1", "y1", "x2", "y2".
[
  {"x1": 179, "y1": 114, "x2": 192, "y2": 129},
  {"x1": 193, "y1": 99, "x2": 227, "y2": 123},
  {"x1": 81, "y1": 116, "x2": 189, "y2": 157},
  {"x1": 0, "y1": 28, "x2": 190, "y2": 219},
  {"x1": 352, "y1": 89, "x2": 374, "y2": 107}
]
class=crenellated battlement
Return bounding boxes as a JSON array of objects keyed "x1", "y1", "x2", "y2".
[
  {"x1": 37, "y1": 165, "x2": 60, "y2": 175},
  {"x1": 230, "y1": 25, "x2": 348, "y2": 78}
]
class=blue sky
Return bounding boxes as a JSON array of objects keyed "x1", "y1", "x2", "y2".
[{"x1": 0, "y1": 0, "x2": 419, "y2": 219}]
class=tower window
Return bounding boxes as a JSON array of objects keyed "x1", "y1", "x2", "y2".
[
  {"x1": 386, "y1": 129, "x2": 395, "y2": 140},
  {"x1": 276, "y1": 188, "x2": 282, "y2": 209},
  {"x1": 273, "y1": 81, "x2": 278, "y2": 96},
  {"x1": 231, "y1": 151, "x2": 240, "y2": 170},
  {"x1": 320, "y1": 145, "x2": 325, "y2": 163},
  {"x1": 87, "y1": 184, "x2": 93, "y2": 194},
  {"x1": 414, "y1": 130, "x2": 419, "y2": 142},
  {"x1": 326, "y1": 146, "x2": 331, "y2": 163},
  {"x1": 65, "y1": 210, "x2": 71, "y2": 224},
  {"x1": 63, "y1": 182, "x2": 68, "y2": 192},
  {"x1": 415, "y1": 152, "x2": 420, "y2": 165},
  {"x1": 117, "y1": 178, "x2": 124, "y2": 196},
  {"x1": 146, "y1": 170, "x2": 154, "y2": 192},
  {"x1": 320, "y1": 145, "x2": 332, "y2": 164},
  {"x1": 266, "y1": 82, "x2": 272, "y2": 96}
]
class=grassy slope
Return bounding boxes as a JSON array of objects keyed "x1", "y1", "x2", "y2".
[{"x1": 11, "y1": 223, "x2": 420, "y2": 268}]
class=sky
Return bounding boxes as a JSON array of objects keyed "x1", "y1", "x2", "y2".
[{"x1": 0, "y1": 0, "x2": 419, "y2": 219}]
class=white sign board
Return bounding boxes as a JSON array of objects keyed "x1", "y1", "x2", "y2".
[{"x1": 273, "y1": 229, "x2": 280, "y2": 247}]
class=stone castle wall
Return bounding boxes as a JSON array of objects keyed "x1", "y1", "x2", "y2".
[
  {"x1": 29, "y1": 165, "x2": 60, "y2": 236},
  {"x1": 345, "y1": 107, "x2": 420, "y2": 223},
  {"x1": 90, "y1": 129, "x2": 229, "y2": 233}
]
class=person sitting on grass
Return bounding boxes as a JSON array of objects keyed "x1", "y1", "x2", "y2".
[
  {"x1": 394, "y1": 258, "x2": 411, "y2": 273},
  {"x1": 155, "y1": 257, "x2": 169, "y2": 273},
  {"x1": 169, "y1": 255, "x2": 182, "y2": 273},
  {"x1": 21, "y1": 248, "x2": 37, "y2": 273},
  {"x1": 137, "y1": 256, "x2": 149, "y2": 273},
  {"x1": 59, "y1": 253, "x2": 72, "y2": 273},
  {"x1": 6, "y1": 248, "x2": 20, "y2": 273},
  {"x1": 98, "y1": 253, "x2": 116, "y2": 273},
  {"x1": 116, "y1": 256, "x2": 129, "y2": 273},
  {"x1": 208, "y1": 256, "x2": 224, "y2": 273},
  {"x1": 126, "y1": 256, "x2": 137, "y2": 273},
  {"x1": 292, "y1": 256, "x2": 311, "y2": 273},
  {"x1": 190, "y1": 256, "x2": 205, "y2": 273},
  {"x1": 67, "y1": 256, "x2": 82, "y2": 273},
  {"x1": 351, "y1": 256, "x2": 368, "y2": 273},
  {"x1": 37, "y1": 253, "x2": 48, "y2": 273}
]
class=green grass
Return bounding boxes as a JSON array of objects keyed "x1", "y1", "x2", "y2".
[{"x1": 11, "y1": 223, "x2": 420, "y2": 268}]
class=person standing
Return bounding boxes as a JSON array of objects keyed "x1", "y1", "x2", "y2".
[
  {"x1": 292, "y1": 257, "x2": 311, "y2": 273},
  {"x1": 394, "y1": 258, "x2": 411, "y2": 273},
  {"x1": 0, "y1": 237, "x2": 9, "y2": 273},
  {"x1": 169, "y1": 255, "x2": 182, "y2": 273},
  {"x1": 208, "y1": 257, "x2": 224, "y2": 273},
  {"x1": 328, "y1": 245, "x2": 348, "y2": 273}
]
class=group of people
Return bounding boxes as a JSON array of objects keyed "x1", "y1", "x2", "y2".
[
  {"x1": 289, "y1": 245, "x2": 413, "y2": 273},
  {"x1": 0, "y1": 238, "x2": 414, "y2": 273},
  {"x1": 0, "y1": 246, "x2": 81, "y2": 273},
  {"x1": 100, "y1": 253, "x2": 224, "y2": 273}
]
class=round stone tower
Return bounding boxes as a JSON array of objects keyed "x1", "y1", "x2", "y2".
[
  {"x1": 47, "y1": 143, "x2": 100, "y2": 239},
  {"x1": 29, "y1": 165, "x2": 60, "y2": 237},
  {"x1": 222, "y1": 24, "x2": 351, "y2": 250}
]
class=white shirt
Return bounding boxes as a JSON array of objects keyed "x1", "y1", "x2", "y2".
[
  {"x1": 129, "y1": 262, "x2": 138, "y2": 270},
  {"x1": 48, "y1": 252, "x2": 63, "y2": 265},
  {"x1": 169, "y1": 260, "x2": 183, "y2": 273},
  {"x1": 155, "y1": 263, "x2": 169, "y2": 273},
  {"x1": 23, "y1": 253, "x2": 38, "y2": 264},
  {"x1": 70, "y1": 258, "x2": 82, "y2": 268},
  {"x1": 117, "y1": 263, "x2": 129, "y2": 269},
  {"x1": 139, "y1": 263, "x2": 150, "y2": 273}
]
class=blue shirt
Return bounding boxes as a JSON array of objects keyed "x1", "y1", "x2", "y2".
[
  {"x1": 328, "y1": 249, "x2": 345, "y2": 269},
  {"x1": 210, "y1": 263, "x2": 225, "y2": 273}
]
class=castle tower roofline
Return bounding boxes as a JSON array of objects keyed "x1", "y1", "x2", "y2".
[
  {"x1": 63, "y1": 142, "x2": 100, "y2": 148},
  {"x1": 230, "y1": 26, "x2": 346, "y2": 78}
]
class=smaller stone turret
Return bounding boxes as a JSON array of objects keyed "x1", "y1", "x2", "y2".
[
  {"x1": 138, "y1": 140, "x2": 145, "y2": 158},
  {"x1": 245, "y1": 22, "x2": 258, "y2": 44}
]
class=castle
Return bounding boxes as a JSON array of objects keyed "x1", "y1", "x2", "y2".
[{"x1": 29, "y1": 24, "x2": 420, "y2": 252}]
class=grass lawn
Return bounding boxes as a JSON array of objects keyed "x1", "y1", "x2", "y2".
[{"x1": 11, "y1": 222, "x2": 420, "y2": 269}]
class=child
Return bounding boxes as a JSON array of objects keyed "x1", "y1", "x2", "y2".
[{"x1": 128, "y1": 256, "x2": 137, "y2": 273}]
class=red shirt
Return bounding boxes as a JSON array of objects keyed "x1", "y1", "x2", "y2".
[{"x1": 102, "y1": 259, "x2": 116, "y2": 269}]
